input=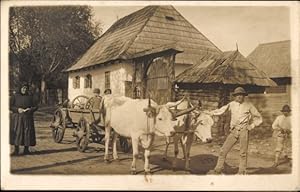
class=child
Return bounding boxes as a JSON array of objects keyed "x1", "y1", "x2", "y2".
[{"x1": 271, "y1": 105, "x2": 292, "y2": 167}]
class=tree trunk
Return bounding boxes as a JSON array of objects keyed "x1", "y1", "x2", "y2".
[{"x1": 41, "y1": 78, "x2": 47, "y2": 105}]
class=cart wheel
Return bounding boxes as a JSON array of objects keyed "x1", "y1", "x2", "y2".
[
  {"x1": 120, "y1": 136, "x2": 131, "y2": 153},
  {"x1": 84, "y1": 97, "x2": 94, "y2": 109},
  {"x1": 51, "y1": 109, "x2": 66, "y2": 143},
  {"x1": 76, "y1": 117, "x2": 89, "y2": 152},
  {"x1": 71, "y1": 95, "x2": 89, "y2": 109}
]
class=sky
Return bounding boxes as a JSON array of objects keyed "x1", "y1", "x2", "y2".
[{"x1": 92, "y1": 5, "x2": 290, "y2": 56}]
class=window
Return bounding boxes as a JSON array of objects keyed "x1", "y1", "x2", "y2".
[
  {"x1": 165, "y1": 15, "x2": 175, "y2": 21},
  {"x1": 105, "y1": 71, "x2": 110, "y2": 89},
  {"x1": 73, "y1": 76, "x2": 80, "y2": 89},
  {"x1": 265, "y1": 85, "x2": 287, "y2": 93},
  {"x1": 84, "y1": 74, "x2": 92, "y2": 88}
]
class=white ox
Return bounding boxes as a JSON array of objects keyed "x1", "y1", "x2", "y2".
[
  {"x1": 100, "y1": 95, "x2": 191, "y2": 174},
  {"x1": 163, "y1": 99, "x2": 214, "y2": 171}
]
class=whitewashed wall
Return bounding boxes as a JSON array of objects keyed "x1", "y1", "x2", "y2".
[
  {"x1": 67, "y1": 61, "x2": 190, "y2": 101},
  {"x1": 68, "y1": 62, "x2": 133, "y2": 101}
]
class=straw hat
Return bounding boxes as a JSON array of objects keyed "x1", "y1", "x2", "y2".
[
  {"x1": 93, "y1": 88, "x2": 100, "y2": 94},
  {"x1": 281, "y1": 105, "x2": 291, "y2": 112},
  {"x1": 232, "y1": 87, "x2": 248, "y2": 96}
]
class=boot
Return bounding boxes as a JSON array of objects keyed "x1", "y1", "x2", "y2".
[
  {"x1": 11, "y1": 145, "x2": 19, "y2": 156},
  {"x1": 207, "y1": 168, "x2": 223, "y2": 175},
  {"x1": 23, "y1": 146, "x2": 31, "y2": 155},
  {"x1": 271, "y1": 152, "x2": 280, "y2": 168},
  {"x1": 237, "y1": 170, "x2": 247, "y2": 175}
]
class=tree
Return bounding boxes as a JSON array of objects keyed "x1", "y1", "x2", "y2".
[{"x1": 9, "y1": 6, "x2": 102, "y2": 104}]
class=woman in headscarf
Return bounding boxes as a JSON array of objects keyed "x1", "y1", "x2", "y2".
[{"x1": 10, "y1": 82, "x2": 38, "y2": 155}]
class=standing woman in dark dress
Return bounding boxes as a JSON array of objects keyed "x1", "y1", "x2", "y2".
[{"x1": 10, "y1": 83, "x2": 38, "y2": 155}]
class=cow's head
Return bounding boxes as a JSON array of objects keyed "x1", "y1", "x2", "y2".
[
  {"x1": 153, "y1": 105, "x2": 177, "y2": 137},
  {"x1": 194, "y1": 112, "x2": 214, "y2": 143},
  {"x1": 151, "y1": 97, "x2": 195, "y2": 137}
]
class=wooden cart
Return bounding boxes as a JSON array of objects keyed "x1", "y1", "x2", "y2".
[{"x1": 49, "y1": 95, "x2": 130, "y2": 153}]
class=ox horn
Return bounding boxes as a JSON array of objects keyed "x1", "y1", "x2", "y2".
[
  {"x1": 148, "y1": 97, "x2": 151, "y2": 107},
  {"x1": 174, "y1": 106, "x2": 196, "y2": 118},
  {"x1": 143, "y1": 95, "x2": 151, "y2": 113},
  {"x1": 166, "y1": 95, "x2": 187, "y2": 109}
]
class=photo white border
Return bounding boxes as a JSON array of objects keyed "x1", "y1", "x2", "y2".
[{"x1": 1, "y1": 1, "x2": 300, "y2": 190}]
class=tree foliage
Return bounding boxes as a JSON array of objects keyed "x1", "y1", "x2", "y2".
[{"x1": 9, "y1": 6, "x2": 101, "y2": 96}]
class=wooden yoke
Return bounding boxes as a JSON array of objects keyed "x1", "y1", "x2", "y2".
[
  {"x1": 169, "y1": 95, "x2": 196, "y2": 121},
  {"x1": 143, "y1": 97, "x2": 157, "y2": 119}
]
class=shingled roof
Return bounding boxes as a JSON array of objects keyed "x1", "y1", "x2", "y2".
[
  {"x1": 247, "y1": 40, "x2": 291, "y2": 78},
  {"x1": 66, "y1": 5, "x2": 222, "y2": 72},
  {"x1": 175, "y1": 50, "x2": 276, "y2": 86}
]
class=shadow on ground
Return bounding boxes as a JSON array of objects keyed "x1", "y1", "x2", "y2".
[
  {"x1": 11, "y1": 155, "x2": 103, "y2": 174},
  {"x1": 149, "y1": 154, "x2": 290, "y2": 175},
  {"x1": 28, "y1": 147, "x2": 78, "y2": 155},
  {"x1": 149, "y1": 154, "x2": 238, "y2": 174},
  {"x1": 247, "y1": 159, "x2": 292, "y2": 174},
  {"x1": 35, "y1": 112, "x2": 53, "y2": 121},
  {"x1": 247, "y1": 166, "x2": 288, "y2": 174}
]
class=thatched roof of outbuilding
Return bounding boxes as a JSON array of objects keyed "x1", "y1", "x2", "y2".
[
  {"x1": 175, "y1": 50, "x2": 276, "y2": 87},
  {"x1": 66, "y1": 5, "x2": 221, "y2": 72},
  {"x1": 247, "y1": 40, "x2": 290, "y2": 78}
]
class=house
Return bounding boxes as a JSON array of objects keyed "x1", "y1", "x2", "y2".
[
  {"x1": 247, "y1": 40, "x2": 291, "y2": 94},
  {"x1": 65, "y1": 5, "x2": 222, "y2": 104},
  {"x1": 175, "y1": 50, "x2": 276, "y2": 108},
  {"x1": 175, "y1": 50, "x2": 276, "y2": 136}
]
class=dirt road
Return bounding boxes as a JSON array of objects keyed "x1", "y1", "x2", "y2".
[{"x1": 10, "y1": 107, "x2": 292, "y2": 175}]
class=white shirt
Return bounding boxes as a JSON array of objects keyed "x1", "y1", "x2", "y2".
[
  {"x1": 211, "y1": 101, "x2": 263, "y2": 130},
  {"x1": 272, "y1": 114, "x2": 291, "y2": 131}
]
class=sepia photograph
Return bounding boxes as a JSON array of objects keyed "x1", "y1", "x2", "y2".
[{"x1": 1, "y1": 0, "x2": 300, "y2": 190}]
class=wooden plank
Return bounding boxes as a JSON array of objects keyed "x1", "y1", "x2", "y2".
[{"x1": 67, "y1": 108, "x2": 100, "y2": 114}]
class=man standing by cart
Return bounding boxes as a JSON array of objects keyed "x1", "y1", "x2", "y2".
[
  {"x1": 89, "y1": 88, "x2": 103, "y2": 125},
  {"x1": 208, "y1": 87, "x2": 263, "y2": 175},
  {"x1": 90, "y1": 88, "x2": 102, "y2": 109}
]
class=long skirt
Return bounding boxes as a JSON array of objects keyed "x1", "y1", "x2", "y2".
[{"x1": 10, "y1": 113, "x2": 36, "y2": 146}]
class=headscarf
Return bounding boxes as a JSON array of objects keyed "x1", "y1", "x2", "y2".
[{"x1": 19, "y1": 82, "x2": 29, "y2": 95}]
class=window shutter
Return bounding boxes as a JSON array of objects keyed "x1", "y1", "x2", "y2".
[
  {"x1": 73, "y1": 77, "x2": 76, "y2": 89},
  {"x1": 77, "y1": 76, "x2": 80, "y2": 89},
  {"x1": 84, "y1": 77, "x2": 87, "y2": 88},
  {"x1": 75, "y1": 76, "x2": 80, "y2": 89},
  {"x1": 84, "y1": 74, "x2": 92, "y2": 88},
  {"x1": 105, "y1": 71, "x2": 110, "y2": 89},
  {"x1": 89, "y1": 75, "x2": 92, "y2": 88}
]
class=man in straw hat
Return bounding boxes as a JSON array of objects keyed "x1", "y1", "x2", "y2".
[
  {"x1": 89, "y1": 88, "x2": 103, "y2": 124},
  {"x1": 90, "y1": 88, "x2": 102, "y2": 109},
  {"x1": 271, "y1": 104, "x2": 292, "y2": 168},
  {"x1": 208, "y1": 87, "x2": 262, "y2": 174}
]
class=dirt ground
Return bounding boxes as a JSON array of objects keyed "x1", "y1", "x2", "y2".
[{"x1": 10, "y1": 106, "x2": 292, "y2": 175}]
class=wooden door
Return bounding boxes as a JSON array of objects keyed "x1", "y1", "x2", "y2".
[{"x1": 146, "y1": 57, "x2": 170, "y2": 104}]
